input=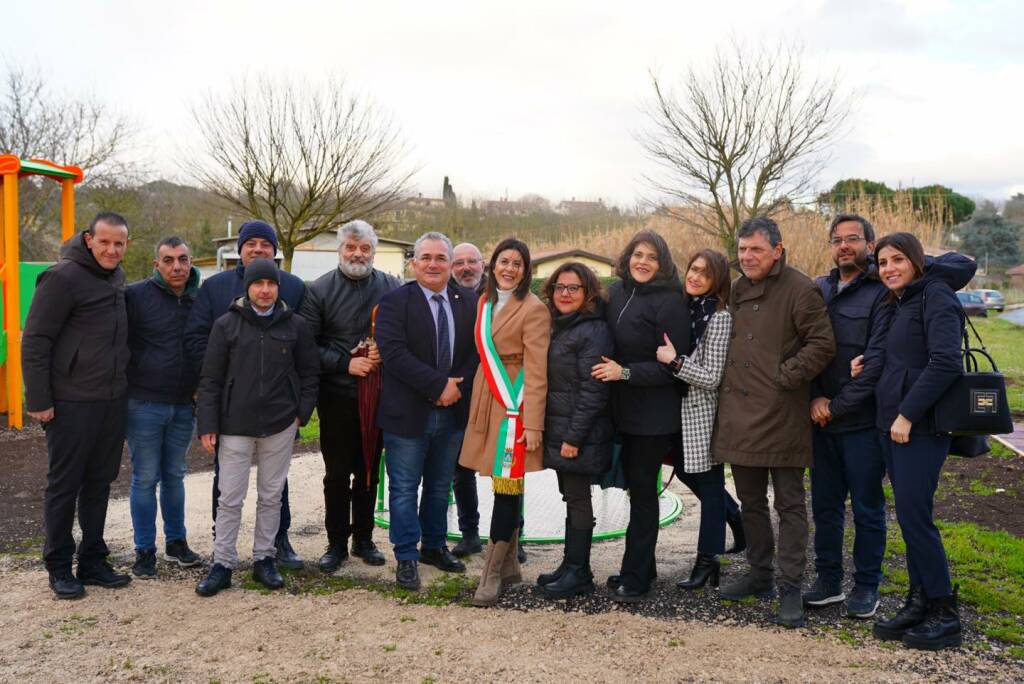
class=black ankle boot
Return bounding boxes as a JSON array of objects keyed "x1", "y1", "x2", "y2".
[
  {"x1": 676, "y1": 553, "x2": 720, "y2": 590},
  {"x1": 725, "y1": 509, "x2": 745, "y2": 555},
  {"x1": 902, "y1": 586, "x2": 962, "y2": 651},
  {"x1": 873, "y1": 584, "x2": 928, "y2": 640},
  {"x1": 543, "y1": 526, "x2": 595, "y2": 599},
  {"x1": 537, "y1": 517, "x2": 570, "y2": 587}
]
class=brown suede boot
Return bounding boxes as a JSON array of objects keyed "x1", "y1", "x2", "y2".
[
  {"x1": 501, "y1": 529, "x2": 522, "y2": 585},
  {"x1": 471, "y1": 540, "x2": 510, "y2": 607}
]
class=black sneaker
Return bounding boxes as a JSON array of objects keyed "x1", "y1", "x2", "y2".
[
  {"x1": 351, "y1": 539, "x2": 386, "y2": 566},
  {"x1": 776, "y1": 584, "x2": 806, "y2": 628},
  {"x1": 132, "y1": 549, "x2": 157, "y2": 580},
  {"x1": 846, "y1": 585, "x2": 880, "y2": 619},
  {"x1": 77, "y1": 560, "x2": 132, "y2": 588},
  {"x1": 253, "y1": 557, "x2": 284, "y2": 590},
  {"x1": 196, "y1": 563, "x2": 232, "y2": 597},
  {"x1": 803, "y1": 576, "x2": 845, "y2": 607},
  {"x1": 48, "y1": 570, "x2": 85, "y2": 600},
  {"x1": 274, "y1": 533, "x2": 303, "y2": 570},
  {"x1": 164, "y1": 539, "x2": 201, "y2": 567},
  {"x1": 452, "y1": 530, "x2": 483, "y2": 558}
]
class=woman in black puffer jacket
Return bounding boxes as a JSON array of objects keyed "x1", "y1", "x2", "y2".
[
  {"x1": 592, "y1": 230, "x2": 690, "y2": 602},
  {"x1": 535, "y1": 262, "x2": 614, "y2": 599}
]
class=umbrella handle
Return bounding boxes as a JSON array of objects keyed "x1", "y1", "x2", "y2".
[{"x1": 370, "y1": 304, "x2": 379, "y2": 339}]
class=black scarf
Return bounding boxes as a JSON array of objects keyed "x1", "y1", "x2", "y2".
[{"x1": 688, "y1": 295, "x2": 717, "y2": 354}]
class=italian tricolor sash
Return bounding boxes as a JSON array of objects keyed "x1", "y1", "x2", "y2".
[{"x1": 474, "y1": 297, "x2": 526, "y2": 495}]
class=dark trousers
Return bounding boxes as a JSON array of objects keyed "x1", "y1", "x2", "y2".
[
  {"x1": 677, "y1": 463, "x2": 735, "y2": 555},
  {"x1": 811, "y1": 429, "x2": 886, "y2": 588},
  {"x1": 619, "y1": 433, "x2": 671, "y2": 592},
  {"x1": 212, "y1": 445, "x2": 291, "y2": 537},
  {"x1": 42, "y1": 398, "x2": 128, "y2": 572},
  {"x1": 490, "y1": 492, "x2": 522, "y2": 542},
  {"x1": 731, "y1": 464, "x2": 808, "y2": 588},
  {"x1": 453, "y1": 463, "x2": 480, "y2": 533},
  {"x1": 319, "y1": 394, "x2": 380, "y2": 546},
  {"x1": 556, "y1": 471, "x2": 594, "y2": 529},
  {"x1": 881, "y1": 431, "x2": 952, "y2": 599}
]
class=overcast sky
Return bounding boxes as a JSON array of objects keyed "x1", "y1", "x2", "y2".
[{"x1": 5, "y1": 0, "x2": 1022, "y2": 207}]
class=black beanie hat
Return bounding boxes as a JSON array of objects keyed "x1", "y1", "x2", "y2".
[
  {"x1": 244, "y1": 258, "x2": 280, "y2": 291},
  {"x1": 237, "y1": 220, "x2": 279, "y2": 255}
]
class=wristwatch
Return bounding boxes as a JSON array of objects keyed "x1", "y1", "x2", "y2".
[
  {"x1": 620, "y1": 367, "x2": 631, "y2": 382},
  {"x1": 672, "y1": 355, "x2": 686, "y2": 372}
]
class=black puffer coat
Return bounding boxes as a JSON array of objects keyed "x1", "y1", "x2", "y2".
[{"x1": 543, "y1": 305, "x2": 615, "y2": 475}]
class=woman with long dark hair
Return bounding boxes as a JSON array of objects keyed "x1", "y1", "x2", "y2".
[
  {"x1": 592, "y1": 229, "x2": 689, "y2": 602},
  {"x1": 535, "y1": 262, "x2": 614, "y2": 599},
  {"x1": 867, "y1": 232, "x2": 974, "y2": 651},
  {"x1": 655, "y1": 248, "x2": 744, "y2": 589},
  {"x1": 459, "y1": 237, "x2": 550, "y2": 607}
]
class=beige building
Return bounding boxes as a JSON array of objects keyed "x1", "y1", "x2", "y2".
[{"x1": 531, "y1": 248, "x2": 615, "y2": 279}]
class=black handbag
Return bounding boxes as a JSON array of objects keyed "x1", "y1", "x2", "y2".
[{"x1": 932, "y1": 314, "x2": 1013, "y2": 447}]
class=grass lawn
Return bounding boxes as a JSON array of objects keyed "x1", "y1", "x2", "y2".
[{"x1": 968, "y1": 316, "x2": 1024, "y2": 415}]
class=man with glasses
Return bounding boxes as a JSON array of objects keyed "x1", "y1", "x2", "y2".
[
  {"x1": 804, "y1": 214, "x2": 892, "y2": 619},
  {"x1": 375, "y1": 232, "x2": 479, "y2": 590}
]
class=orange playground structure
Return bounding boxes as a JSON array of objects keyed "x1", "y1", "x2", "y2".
[{"x1": 0, "y1": 155, "x2": 84, "y2": 429}]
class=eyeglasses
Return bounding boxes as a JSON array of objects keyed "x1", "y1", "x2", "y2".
[
  {"x1": 553, "y1": 284, "x2": 584, "y2": 295},
  {"x1": 829, "y1": 236, "x2": 866, "y2": 247}
]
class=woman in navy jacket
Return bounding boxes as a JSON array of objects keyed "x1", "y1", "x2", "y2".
[{"x1": 867, "y1": 233, "x2": 975, "y2": 651}]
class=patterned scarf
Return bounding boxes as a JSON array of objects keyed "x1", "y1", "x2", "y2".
[{"x1": 688, "y1": 295, "x2": 718, "y2": 354}]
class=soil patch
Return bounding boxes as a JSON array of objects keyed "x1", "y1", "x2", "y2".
[{"x1": 934, "y1": 451, "x2": 1024, "y2": 537}]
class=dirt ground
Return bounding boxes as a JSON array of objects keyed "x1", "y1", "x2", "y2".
[{"x1": 2, "y1": 445, "x2": 1023, "y2": 683}]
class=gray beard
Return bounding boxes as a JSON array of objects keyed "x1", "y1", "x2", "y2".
[{"x1": 340, "y1": 260, "x2": 372, "y2": 279}]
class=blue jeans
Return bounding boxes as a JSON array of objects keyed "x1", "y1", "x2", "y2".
[
  {"x1": 881, "y1": 430, "x2": 952, "y2": 599},
  {"x1": 126, "y1": 400, "x2": 194, "y2": 551},
  {"x1": 811, "y1": 428, "x2": 887, "y2": 589},
  {"x1": 383, "y1": 408, "x2": 464, "y2": 561}
]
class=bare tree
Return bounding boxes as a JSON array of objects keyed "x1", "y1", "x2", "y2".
[
  {"x1": 185, "y1": 76, "x2": 415, "y2": 271},
  {"x1": 0, "y1": 64, "x2": 134, "y2": 259},
  {"x1": 639, "y1": 43, "x2": 851, "y2": 256}
]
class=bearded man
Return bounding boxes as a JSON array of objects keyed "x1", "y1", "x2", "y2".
[{"x1": 299, "y1": 220, "x2": 402, "y2": 572}]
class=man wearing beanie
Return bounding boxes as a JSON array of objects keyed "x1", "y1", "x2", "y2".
[
  {"x1": 185, "y1": 220, "x2": 307, "y2": 568},
  {"x1": 194, "y1": 258, "x2": 319, "y2": 595}
]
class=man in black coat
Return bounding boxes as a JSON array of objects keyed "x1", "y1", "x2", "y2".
[
  {"x1": 375, "y1": 232, "x2": 479, "y2": 590},
  {"x1": 184, "y1": 220, "x2": 306, "y2": 568},
  {"x1": 805, "y1": 214, "x2": 892, "y2": 619},
  {"x1": 22, "y1": 212, "x2": 134, "y2": 598},
  {"x1": 194, "y1": 259, "x2": 320, "y2": 596},
  {"x1": 299, "y1": 220, "x2": 400, "y2": 572},
  {"x1": 124, "y1": 236, "x2": 203, "y2": 579}
]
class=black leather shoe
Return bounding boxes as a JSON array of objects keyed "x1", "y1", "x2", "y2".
[
  {"x1": 725, "y1": 508, "x2": 746, "y2": 554},
  {"x1": 252, "y1": 557, "x2": 284, "y2": 590},
  {"x1": 452, "y1": 530, "x2": 483, "y2": 558},
  {"x1": 419, "y1": 546, "x2": 466, "y2": 573},
  {"x1": 720, "y1": 572, "x2": 775, "y2": 601},
  {"x1": 396, "y1": 559, "x2": 420, "y2": 591},
  {"x1": 164, "y1": 539, "x2": 201, "y2": 567},
  {"x1": 48, "y1": 570, "x2": 85, "y2": 599},
  {"x1": 352, "y1": 539, "x2": 386, "y2": 566},
  {"x1": 609, "y1": 583, "x2": 650, "y2": 603},
  {"x1": 318, "y1": 545, "x2": 348, "y2": 573},
  {"x1": 132, "y1": 549, "x2": 157, "y2": 580},
  {"x1": 77, "y1": 560, "x2": 132, "y2": 588},
  {"x1": 676, "y1": 553, "x2": 720, "y2": 590},
  {"x1": 873, "y1": 585, "x2": 928, "y2": 641},
  {"x1": 196, "y1": 563, "x2": 232, "y2": 597},
  {"x1": 607, "y1": 566, "x2": 656, "y2": 592},
  {"x1": 902, "y1": 587, "x2": 962, "y2": 651},
  {"x1": 274, "y1": 533, "x2": 303, "y2": 570},
  {"x1": 538, "y1": 560, "x2": 568, "y2": 588},
  {"x1": 775, "y1": 584, "x2": 806, "y2": 628}
]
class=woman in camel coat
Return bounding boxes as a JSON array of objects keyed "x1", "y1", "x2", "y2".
[{"x1": 459, "y1": 237, "x2": 550, "y2": 606}]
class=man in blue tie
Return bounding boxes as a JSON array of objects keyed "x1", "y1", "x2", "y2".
[{"x1": 375, "y1": 232, "x2": 479, "y2": 590}]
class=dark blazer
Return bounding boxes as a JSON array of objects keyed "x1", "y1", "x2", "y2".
[
  {"x1": 811, "y1": 264, "x2": 892, "y2": 434},
  {"x1": 875, "y1": 253, "x2": 976, "y2": 435},
  {"x1": 22, "y1": 232, "x2": 129, "y2": 411},
  {"x1": 375, "y1": 281, "x2": 479, "y2": 438}
]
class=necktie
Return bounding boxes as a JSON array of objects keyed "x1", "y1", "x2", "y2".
[{"x1": 432, "y1": 293, "x2": 451, "y2": 374}]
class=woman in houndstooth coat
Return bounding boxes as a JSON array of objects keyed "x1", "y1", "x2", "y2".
[{"x1": 657, "y1": 249, "x2": 745, "y2": 590}]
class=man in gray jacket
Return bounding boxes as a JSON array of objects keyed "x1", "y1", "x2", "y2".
[
  {"x1": 22, "y1": 212, "x2": 134, "y2": 599},
  {"x1": 299, "y1": 221, "x2": 401, "y2": 572}
]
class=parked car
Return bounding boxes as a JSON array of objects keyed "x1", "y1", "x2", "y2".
[
  {"x1": 957, "y1": 291, "x2": 988, "y2": 317},
  {"x1": 974, "y1": 289, "x2": 1005, "y2": 312}
]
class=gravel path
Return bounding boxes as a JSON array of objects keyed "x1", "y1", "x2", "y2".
[{"x1": 1, "y1": 452, "x2": 1020, "y2": 683}]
